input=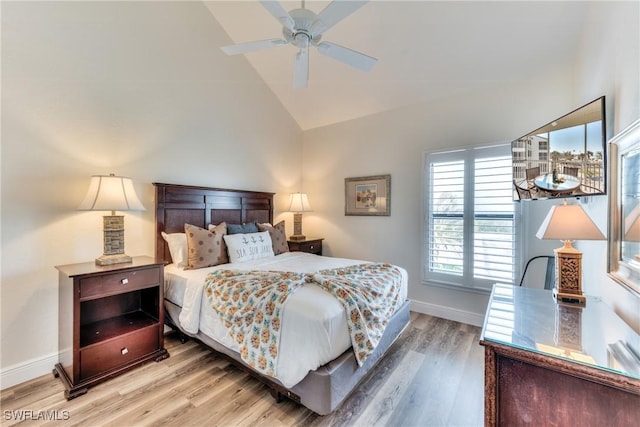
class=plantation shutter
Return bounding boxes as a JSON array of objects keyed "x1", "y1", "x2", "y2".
[{"x1": 425, "y1": 144, "x2": 516, "y2": 290}]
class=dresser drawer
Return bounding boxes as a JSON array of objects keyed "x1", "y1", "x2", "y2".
[
  {"x1": 80, "y1": 326, "x2": 159, "y2": 380},
  {"x1": 80, "y1": 266, "x2": 161, "y2": 299}
]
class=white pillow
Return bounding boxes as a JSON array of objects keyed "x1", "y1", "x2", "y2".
[
  {"x1": 161, "y1": 231, "x2": 187, "y2": 268},
  {"x1": 223, "y1": 231, "x2": 274, "y2": 263}
]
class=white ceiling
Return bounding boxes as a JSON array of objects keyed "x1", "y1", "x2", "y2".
[{"x1": 205, "y1": 1, "x2": 589, "y2": 130}]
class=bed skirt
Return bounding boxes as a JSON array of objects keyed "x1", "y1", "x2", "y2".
[{"x1": 164, "y1": 299, "x2": 411, "y2": 415}]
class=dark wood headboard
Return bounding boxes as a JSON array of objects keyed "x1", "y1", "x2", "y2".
[{"x1": 154, "y1": 183, "x2": 274, "y2": 264}]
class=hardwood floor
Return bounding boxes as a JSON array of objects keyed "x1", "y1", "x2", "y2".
[{"x1": 1, "y1": 313, "x2": 484, "y2": 426}]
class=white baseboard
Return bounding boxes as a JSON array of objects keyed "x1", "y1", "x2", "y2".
[
  {"x1": 410, "y1": 299, "x2": 485, "y2": 327},
  {"x1": 1, "y1": 352, "x2": 59, "y2": 390}
]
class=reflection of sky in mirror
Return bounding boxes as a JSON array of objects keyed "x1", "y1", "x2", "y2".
[{"x1": 539, "y1": 121, "x2": 603, "y2": 154}]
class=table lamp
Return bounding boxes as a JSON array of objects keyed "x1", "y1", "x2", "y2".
[
  {"x1": 287, "y1": 192, "x2": 312, "y2": 241},
  {"x1": 78, "y1": 174, "x2": 145, "y2": 265},
  {"x1": 536, "y1": 199, "x2": 605, "y2": 304}
]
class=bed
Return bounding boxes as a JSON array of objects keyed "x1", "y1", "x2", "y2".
[{"x1": 154, "y1": 182, "x2": 411, "y2": 415}]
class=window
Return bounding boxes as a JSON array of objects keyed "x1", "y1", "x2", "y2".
[{"x1": 424, "y1": 144, "x2": 517, "y2": 291}]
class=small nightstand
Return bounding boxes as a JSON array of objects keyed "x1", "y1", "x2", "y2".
[
  {"x1": 288, "y1": 237, "x2": 323, "y2": 255},
  {"x1": 53, "y1": 256, "x2": 169, "y2": 399}
]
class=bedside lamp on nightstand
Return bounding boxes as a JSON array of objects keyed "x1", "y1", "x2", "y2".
[
  {"x1": 288, "y1": 192, "x2": 312, "y2": 241},
  {"x1": 78, "y1": 174, "x2": 145, "y2": 265}
]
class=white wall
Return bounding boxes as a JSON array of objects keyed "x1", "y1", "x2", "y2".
[
  {"x1": 1, "y1": 2, "x2": 302, "y2": 387},
  {"x1": 571, "y1": 1, "x2": 640, "y2": 332},
  {"x1": 302, "y1": 1, "x2": 640, "y2": 330},
  {"x1": 303, "y1": 66, "x2": 577, "y2": 326}
]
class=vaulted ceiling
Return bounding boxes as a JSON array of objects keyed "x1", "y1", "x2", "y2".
[{"x1": 205, "y1": 1, "x2": 589, "y2": 130}]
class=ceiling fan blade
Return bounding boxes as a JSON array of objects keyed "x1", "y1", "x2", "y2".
[
  {"x1": 259, "y1": 1, "x2": 295, "y2": 33},
  {"x1": 221, "y1": 38, "x2": 287, "y2": 55},
  {"x1": 316, "y1": 41, "x2": 377, "y2": 72},
  {"x1": 311, "y1": 0, "x2": 368, "y2": 37},
  {"x1": 293, "y1": 48, "x2": 309, "y2": 89}
]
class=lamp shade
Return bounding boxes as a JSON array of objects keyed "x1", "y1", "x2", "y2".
[
  {"x1": 78, "y1": 174, "x2": 145, "y2": 211},
  {"x1": 536, "y1": 201, "x2": 605, "y2": 241},
  {"x1": 288, "y1": 192, "x2": 312, "y2": 213}
]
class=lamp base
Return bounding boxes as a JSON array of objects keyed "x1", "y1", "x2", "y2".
[
  {"x1": 289, "y1": 234, "x2": 306, "y2": 241},
  {"x1": 553, "y1": 241, "x2": 585, "y2": 305},
  {"x1": 96, "y1": 253, "x2": 132, "y2": 266},
  {"x1": 97, "y1": 214, "x2": 132, "y2": 265},
  {"x1": 553, "y1": 289, "x2": 586, "y2": 305}
]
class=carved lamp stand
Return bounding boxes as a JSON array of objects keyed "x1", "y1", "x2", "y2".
[{"x1": 553, "y1": 241, "x2": 585, "y2": 305}]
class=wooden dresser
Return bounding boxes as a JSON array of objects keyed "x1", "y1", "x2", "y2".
[
  {"x1": 54, "y1": 256, "x2": 169, "y2": 399},
  {"x1": 480, "y1": 283, "x2": 639, "y2": 426}
]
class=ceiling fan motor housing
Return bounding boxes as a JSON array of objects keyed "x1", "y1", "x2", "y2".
[{"x1": 283, "y1": 8, "x2": 320, "y2": 48}]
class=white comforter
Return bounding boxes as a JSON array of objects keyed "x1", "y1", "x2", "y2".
[{"x1": 164, "y1": 252, "x2": 408, "y2": 388}]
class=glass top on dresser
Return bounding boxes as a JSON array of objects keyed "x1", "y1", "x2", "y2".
[{"x1": 481, "y1": 283, "x2": 640, "y2": 380}]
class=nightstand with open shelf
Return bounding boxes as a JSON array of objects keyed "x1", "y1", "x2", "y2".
[{"x1": 53, "y1": 256, "x2": 169, "y2": 399}]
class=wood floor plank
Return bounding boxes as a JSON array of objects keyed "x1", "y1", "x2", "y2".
[
  {"x1": 447, "y1": 328, "x2": 485, "y2": 426},
  {"x1": 0, "y1": 313, "x2": 484, "y2": 427},
  {"x1": 385, "y1": 319, "x2": 479, "y2": 427},
  {"x1": 351, "y1": 349, "x2": 426, "y2": 426}
]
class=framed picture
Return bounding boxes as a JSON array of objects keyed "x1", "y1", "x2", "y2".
[{"x1": 344, "y1": 175, "x2": 390, "y2": 216}]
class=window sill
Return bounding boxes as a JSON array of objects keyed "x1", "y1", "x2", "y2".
[{"x1": 422, "y1": 279, "x2": 494, "y2": 296}]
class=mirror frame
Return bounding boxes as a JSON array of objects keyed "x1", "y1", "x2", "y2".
[{"x1": 608, "y1": 118, "x2": 640, "y2": 296}]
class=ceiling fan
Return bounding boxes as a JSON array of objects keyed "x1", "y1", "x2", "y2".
[{"x1": 220, "y1": 0, "x2": 377, "y2": 89}]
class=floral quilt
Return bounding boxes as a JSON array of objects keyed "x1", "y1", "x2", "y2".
[
  {"x1": 309, "y1": 263, "x2": 404, "y2": 365},
  {"x1": 204, "y1": 269, "x2": 305, "y2": 377},
  {"x1": 204, "y1": 263, "x2": 404, "y2": 378}
]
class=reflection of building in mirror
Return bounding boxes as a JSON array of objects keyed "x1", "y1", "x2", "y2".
[{"x1": 512, "y1": 97, "x2": 606, "y2": 201}]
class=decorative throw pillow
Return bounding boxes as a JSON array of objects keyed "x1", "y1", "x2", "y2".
[
  {"x1": 161, "y1": 232, "x2": 187, "y2": 268},
  {"x1": 258, "y1": 221, "x2": 289, "y2": 255},
  {"x1": 227, "y1": 221, "x2": 259, "y2": 235},
  {"x1": 208, "y1": 222, "x2": 228, "y2": 263},
  {"x1": 184, "y1": 222, "x2": 228, "y2": 270},
  {"x1": 223, "y1": 231, "x2": 274, "y2": 263}
]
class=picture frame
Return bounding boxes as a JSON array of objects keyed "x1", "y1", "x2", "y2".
[{"x1": 344, "y1": 175, "x2": 391, "y2": 216}]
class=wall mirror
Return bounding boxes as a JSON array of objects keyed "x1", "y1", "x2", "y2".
[{"x1": 608, "y1": 118, "x2": 640, "y2": 295}]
